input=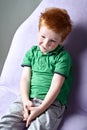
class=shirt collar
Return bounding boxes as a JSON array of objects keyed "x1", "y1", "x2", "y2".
[{"x1": 37, "y1": 45, "x2": 64, "y2": 56}]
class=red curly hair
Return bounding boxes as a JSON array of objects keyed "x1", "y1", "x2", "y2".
[{"x1": 38, "y1": 7, "x2": 72, "y2": 42}]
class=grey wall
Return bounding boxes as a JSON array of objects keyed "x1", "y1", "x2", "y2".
[{"x1": 0, "y1": 0, "x2": 41, "y2": 74}]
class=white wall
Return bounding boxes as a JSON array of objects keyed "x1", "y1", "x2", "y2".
[{"x1": 0, "y1": 0, "x2": 41, "y2": 74}]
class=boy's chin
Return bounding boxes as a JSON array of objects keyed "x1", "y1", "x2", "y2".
[
  {"x1": 40, "y1": 48, "x2": 48, "y2": 54},
  {"x1": 41, "y1": 50, "x2": 48, "y2": 54}
]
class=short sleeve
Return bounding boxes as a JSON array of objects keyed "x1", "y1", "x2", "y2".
[
  {"x1": 21, "y1": 46, "x2": 34, "y2": 67},
  {"x1": 54, "y1": 51, "x2": 72, "y2": 78}
]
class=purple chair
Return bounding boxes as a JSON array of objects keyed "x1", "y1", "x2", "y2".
[{"x1": 0, "y1": 0, "x2": 87, "y2": 129}]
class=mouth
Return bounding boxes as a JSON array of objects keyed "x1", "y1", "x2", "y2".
[
  {"x1": 42, "y1": 46, "x2": 47, "y2": 50},
  {"x1": 41, "y1": 45, "x2": 48, "y2": 52}
]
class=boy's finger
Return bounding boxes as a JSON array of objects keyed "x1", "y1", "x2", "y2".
[{"x1": 26, "y1": 118, "x2": 31, "y2": 127}]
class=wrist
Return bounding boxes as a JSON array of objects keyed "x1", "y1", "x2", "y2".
[
  {"x1": 38, "y1": 104, "x2": 47, "y2": 114},
  {"x1": 21, "y1": 96, "x2": 30, "y2": 104}
]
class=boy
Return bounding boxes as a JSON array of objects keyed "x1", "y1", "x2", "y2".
[{"x1": 0, "y1": 7, "x2": 72, "y2": 130}]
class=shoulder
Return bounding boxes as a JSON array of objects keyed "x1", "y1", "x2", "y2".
[
  {"x1": 21, "y1": 46, "x2": 38, "y2": 66},
  {"x1": 54, "y1": 49, "x2": 72, "y2": 78},
  {"x1": 55, "y1": 48, "x2": 72, "y2": 67},
  {"x1": 27, "y1": 45, "x2": 38, "y2": 52},
  {"x1": 25, "y1": 45, "x2": 38, "y2": 55},
  {"x1": 58, "y1": 49, "x2": 72, "y2": 61}
]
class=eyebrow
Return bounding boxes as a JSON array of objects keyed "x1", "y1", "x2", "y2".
[{"x1": 40, "y1": 31, "x2": 58, "y2": 41}]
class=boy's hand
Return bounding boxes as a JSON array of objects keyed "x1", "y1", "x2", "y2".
[
  {"x1": 26, "y1": 106, "x2": 42, "y2": 127},
  {"x1": 23, "y1": 100, "x2": 34, "y2": 121}
]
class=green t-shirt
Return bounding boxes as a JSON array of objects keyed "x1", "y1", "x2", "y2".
[{"x1": 22, "y1": 45, "x2": 72, "y2": 105}]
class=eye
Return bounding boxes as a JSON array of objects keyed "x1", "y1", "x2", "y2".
[
  {"x1": 41, "y1": 35, "x2": 45, "y2": 39},
  {"x1": 50, "y1": 39, "x2": 56, "y2": 43}
]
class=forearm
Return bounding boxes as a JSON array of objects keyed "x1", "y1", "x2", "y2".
[
  {"x1": 20, "y1": 79, "x2": 30, "y2": 103},
  {"x1": 20, "y1": 67, "x2": 31, "y2": 103},
  {"x1": 39, "y1": 74, "x2": 65, "y2": 113},
  {"x1": 39, "y1": 88, "x2": 59, "y2": 113}
]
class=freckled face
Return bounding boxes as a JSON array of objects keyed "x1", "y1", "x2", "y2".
[{"x1": 38, "y1": 25, "x2": 62, "y2": 53}]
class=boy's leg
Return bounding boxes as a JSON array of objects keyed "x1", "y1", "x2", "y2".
[
  {"x1": 0, "y1": 96, "x2": 26, "y2": 130},
  {"x1": 28, "y1": 99, "x2": 65, "y2": 130}
]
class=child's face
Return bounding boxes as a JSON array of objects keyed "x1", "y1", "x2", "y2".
[{"x1": 38, "y1": 25, "x2": 62, "y2": 54}]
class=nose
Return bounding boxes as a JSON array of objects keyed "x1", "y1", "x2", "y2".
[{"x1": 43, "y1": 39, "x2": 49, "y2": 47}]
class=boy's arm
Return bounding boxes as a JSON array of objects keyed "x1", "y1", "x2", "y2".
[
  {"x1": 20, "y1": 67, "x2": 31, "y2": 103},
  {"x1": 26, "y1": 73, "x2": 65, "y2": 127},
  {"x1": 20, "y1": 67, "x2": 34, "y2": 120},
  {"x1": 39, "y1": 73, "x2": 65, "y2": 111}
]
